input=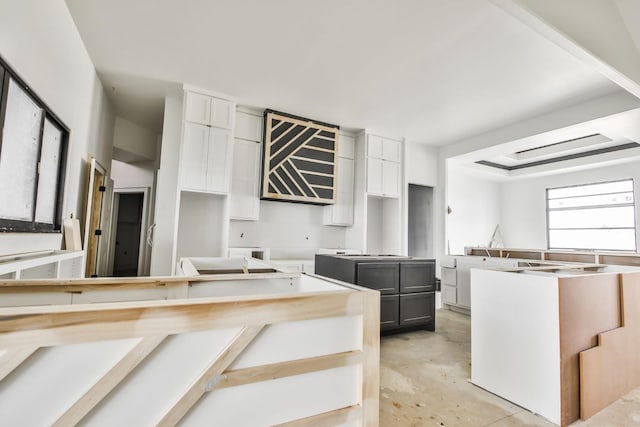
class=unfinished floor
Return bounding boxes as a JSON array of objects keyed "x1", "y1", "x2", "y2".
[{"x1": 380, "y1": 309, "x2": 640, "y2": 427}]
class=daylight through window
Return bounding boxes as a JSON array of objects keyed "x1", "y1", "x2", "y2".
[
  {"x1": 0, "y1": 57, "x2": 68, "y2": 232},
  {"x1": 546, "y1": 179, "x2": 636, "y2": 251}
]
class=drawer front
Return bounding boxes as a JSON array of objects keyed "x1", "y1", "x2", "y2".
[
  {"x1": 399, "y1": 262, "x2": 435, "y2": 293},
  {"x1": 399, "y1": 292, "x2": 435, "y2": 326},
  {"x1": 441, "y1": 267, "x2": 457, "y2": 285},
  {"x1": 380, "y1": 295, "x2": 399, "y2": 330},
  {"x1": 442, "y1": 284, "x2": 457, "y2": 305},
  {"x1": 356, "y1": 263, "x2": 399, "y2": 295}
]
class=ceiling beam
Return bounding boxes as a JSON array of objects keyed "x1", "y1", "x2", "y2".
[{"x1": 491, "y1": 0, "x2": 640, "y2": 99}]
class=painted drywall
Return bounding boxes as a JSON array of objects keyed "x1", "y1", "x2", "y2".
[
  {"x1": 446, "y1": 162, "x2": 502, "y2": 255},
  {"x1": 229, "y1": 201, "x2": 346, "y2": 250},
  {"x1": 112, "y1": 116, "x2": 158, "y2": 162},
  {"x1": 408, "y1": 184, "x2": 434, "y2": 258},
  {"x1": 111, "y1": 160, "x2": 155, "y2": 190},
  {"x1": 149, "y1": 96, "x2": 182, "y2": 275},
  {"x1": 500, "y1": 159, "x2": 640, "y2": 250},
  {"x1": 0, "y1": 0, "x2": 115, "y2": 256},
  {"x1": 405, "y1": 142, "x2": 438, "y2": 258},
  {"x1": 406, "y1": 142, "x2": 438, "y2": 186}
]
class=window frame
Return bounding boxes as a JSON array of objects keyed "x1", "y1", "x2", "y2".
[
  {"x1": 545, "y1": 178, "x2": 637, "y2": 252},
  {"x1": 0, "y1": 56, "x2": 69, "y2": 233}
]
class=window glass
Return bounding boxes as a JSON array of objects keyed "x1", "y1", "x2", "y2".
[
  {"x1": 35, "y1": 118, "x2": 62, "y2": 224},
  {"x1": 547, "y1": 179, "x2": 636, "y2": 251},
  {"x1": 0, "y1": 79, "x2": 43, "y2": 221}
]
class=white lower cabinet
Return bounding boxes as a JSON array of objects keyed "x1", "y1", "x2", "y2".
[
  {"x1": 230, "y1": 138, "x2": 261, "y2": 220},
  {"x1": 442, "y1": 285, "x2": 457, "y2": 305}
]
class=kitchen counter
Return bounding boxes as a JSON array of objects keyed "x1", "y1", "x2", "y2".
[{"x1": 471, "y1": 266, "x2": 640, "y2": 426}]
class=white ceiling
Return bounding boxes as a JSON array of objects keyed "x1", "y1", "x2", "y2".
[{"x1": 65, "y1": 0, "x2": 621, "y2": 144}]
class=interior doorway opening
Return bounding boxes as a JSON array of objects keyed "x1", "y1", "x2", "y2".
[
  {"x1": 408, "y1": 184, "x2": 434, "y2": 259},
  {"x1": 109, "y1": 188, "x2": 149, "y2": 277}
]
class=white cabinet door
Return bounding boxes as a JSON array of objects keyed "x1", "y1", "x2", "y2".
[
  {"x1": 210, "y1": 97, "x2": 234, "y2": 129},
  {"x1": 382, "y1": 138, "x2": 401, "y2": 162},
  {"x1": 181, "y1": 123, "x2": 209, "y2": 190},
  {"x1": 184, "y1": 92, "x2": 212, "y2": 126},
  {"x1": 235, "y1": 111, "x2": 263, "y2": 142},
  {"x1": 338, "y1": 134, "x2": 355, "y2": 159},
  {"x1": 324, "y1": 157, "x2": 354, "y2": 225},
  {"x1": 206, "y1": 127, "x2": 233, "y2": 193},
  {"x1": 367, "y1": 135, "x2": 384, "y2": 158},
  {"x1": 382, "y1": 161, "x2": 400, "y2": 197},
  {"x1": 185, "y1": 91, "x2": 234, "y2": 130},
  {"x1": 442, "y1": 285, "x2": 457, "y2": 305},
  {"x1": 230, "y1": 139, "x2": 261, "y2": 220},
  {"x1": 366, "y1": 157, "x2": 383, "y2": 195}
]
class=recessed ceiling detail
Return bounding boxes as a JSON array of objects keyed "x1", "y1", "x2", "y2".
[{"x1": 476, "y1": 142, "x2": 640, "y2": 171}]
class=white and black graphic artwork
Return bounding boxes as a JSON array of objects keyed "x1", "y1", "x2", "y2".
[{"x1": 261, "y1": 110, "x2": 339, "y2": 205}]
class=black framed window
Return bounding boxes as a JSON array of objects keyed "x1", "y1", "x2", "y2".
[
  {"x1": 0, "y1": 56, "x2": 68, "y2": 233},
  {"x1": 546, "y1": 179, "x2": 636, "y2": 251}
]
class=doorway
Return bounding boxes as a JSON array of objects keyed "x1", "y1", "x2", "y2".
[
  {"x1": 408, "y1": 184, "x2": 434, "y2": 258},
  {"x1": 109, "y1": 189, "x2": 149, "y2": 277}
]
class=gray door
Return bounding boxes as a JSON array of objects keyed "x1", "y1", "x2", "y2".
[{"x1": 113, "y1": 193, "x2": 144, "y2": 277}]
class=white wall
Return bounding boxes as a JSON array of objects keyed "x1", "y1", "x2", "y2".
[
  {"x1": 404, "y1": 142, "x2": 438, "y2": 258},
  {"x1": 0, "y1": 0, "x2": 115, "y2": 255},
  {"x1": 229, "y1": 201, "x2": 346, "y2": 250},
  {"x1": 112, "y1": 117, "x2": 158, "y2": 162},
  {"x1": 406, "y1": 142, "x2": 438, "y2": 186},
  {"x1": 150, "y1": 96, "x2": 182, "y2": 275},
  {"x1": 500, "y1": 160, "x2": 640, "y2": 250},
  {"x1": 446, "y1": 162, "x2": 502, "y2": 255},
  {"x1": 111, "y1": 160, "x2": 156, "y2": 190}
]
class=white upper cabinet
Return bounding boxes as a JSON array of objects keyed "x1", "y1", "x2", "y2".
[
  {"x1": 180, "y1": 90, "x2": 235, "y2": 194},
  {"x1": 382, "y1": 138, "x2": 401, "y2": 162},
  {"x1": 230, "y1": 138, "x2": 261, "y2": 220},
  {"x1": 235, "y1": 111, "x2": 263, "y2": 142},
  {"x1": 366, "y1": 135, "x2": 384, "y2": 159},
  {"x1": 324, "y1": 134, "x2": 355, "y2": 226},
  {"x1": 365, "y1": 134, "x2": 401, "y2": 198},
  {"x1": 210, "y1": 97, "x2": 234, "y2": 129},
  {"x1": 180, "y1": 122, "x2": 210, "y2": 190},
  {"x1": 207, "y1": 127, "x2": 233, "y2": 193},
  {"x1": 184, "y1": 92, "x2": 211, "y2": 126},
  {"x1": 184, "y1": 91, "x2": 234, "y2": 130},
  {"x1": 180, "y1": 123, "x2": 233, "y2": 193},
  {"x1": 230, "y1": 110, "x2": 263, "y2": 220}
]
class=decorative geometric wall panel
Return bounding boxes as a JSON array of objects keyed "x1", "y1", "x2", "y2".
[{"x1": 261, "y1": 110, "x2": 339, "y2": 205}]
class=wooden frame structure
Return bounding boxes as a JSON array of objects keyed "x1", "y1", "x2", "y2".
[{"x1": 0, "y1": 273, "x2": 380, "y2": 426}]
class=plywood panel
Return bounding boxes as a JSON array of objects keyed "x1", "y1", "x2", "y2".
[
  {"x1": 580, "y1": 272, "x2": 640, "y2": 419},
  {"x1": 558, "y1": 274, "x2": 621, "y2": 426}
]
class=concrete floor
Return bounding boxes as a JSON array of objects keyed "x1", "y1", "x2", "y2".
[{"x1": 380, "y1": 309, "x2": 640, "y2": 427}]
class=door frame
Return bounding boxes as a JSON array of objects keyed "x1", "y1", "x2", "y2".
[
  {"x1": 82, "y1": 158, "x2": 107, "y2": 277},
  {"x1": 107, "y1": 187, "x2": 150, "y2": 276}
]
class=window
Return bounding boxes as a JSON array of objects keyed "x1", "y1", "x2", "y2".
[
  {"x1": 0, "y1": 57, "x2": 68, "y2": 232},
  {"x1": 546, "y1": 179, "x2": 636, "y2": 251}
]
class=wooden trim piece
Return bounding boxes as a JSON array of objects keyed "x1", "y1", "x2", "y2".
[
  {"x1": 579, "y1": 272, "x2": 640, "y2": 420},
  {"x1": 53, "y1": 335, "x2": 167, "y2": 426},
  {"x1": 558, "y1": 274, "x2": 621, "y2": 426},
  {"x1": 273, "y1": 405, "x2": 362, "y2": 427},
  {"x1": 0, "y1": 291, "x2": 361, "y2": 347},
  {"x1": 362, "y1": 289, "x2": 380, "y2": 426},
  {"x1": 0, "y1": 346, "x2": 38, "y2": 382},
  {"x1": 218, "y1": 350, "x2": 362, "y2": 389},
  {"x1": 0, "y1": 271, "x2": 298, "y2": 292},
  {"x1": 157, "y1": 325, "x2": 265, "y2": 426},
  {"x1": 166, "y1": 281, "x2": 189, "y2": 299}
]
